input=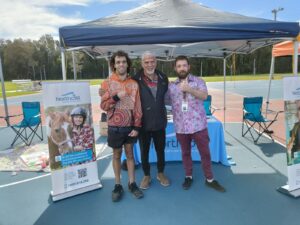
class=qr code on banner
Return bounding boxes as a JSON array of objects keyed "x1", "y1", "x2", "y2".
[{"x1": 77, "y1": 168, "x2": 87, "y2": 178}]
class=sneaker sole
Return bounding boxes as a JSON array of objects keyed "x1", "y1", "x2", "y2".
[
  {"x1": 182, "y1": 186, "x2": 191, "y2": 190},
  {"x1": 112, "y1": 191, "x2": 124, "y2": 202},
  {"x1": 134, "y1": 194, "x2": 144, "y2": 199},
  {"x1": 205, "y1": 183, "x2": 226, "y2": 193},
  {"x1": 112, "y1": 198, "x2": 122, "y2": 202},
  {"x1": 130, "y1": 192, "x2": 144, "y2": 199}
]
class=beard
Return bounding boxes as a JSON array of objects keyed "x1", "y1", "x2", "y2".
[
  {"x1": 177, "y1": 70, "x2": 189, "y2": 79},
  {"x1": 144, "y1": 68, "x2": 155, "y2": 75},
  {"x1": 116, "y1": 68, "x2": 127, "y2": 76}
]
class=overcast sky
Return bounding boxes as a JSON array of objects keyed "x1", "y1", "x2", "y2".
[{"x1": 1, "y1": 0, "x2": 299, "y2": 40}]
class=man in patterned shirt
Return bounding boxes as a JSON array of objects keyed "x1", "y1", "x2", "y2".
[
  {"x1": 100, "y1": 50, "x2": 144, "y2": 202},
  {"x1": 167, "y1": 55, "x2": 225, "y2": 192}
]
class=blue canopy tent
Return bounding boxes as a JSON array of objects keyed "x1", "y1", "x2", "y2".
[
  {"x1": 58, "y1": 0, "x2": 299, "y2": 123},
  {"x1": 59, "y1": 0, "x2": 299, "y2": 57}
]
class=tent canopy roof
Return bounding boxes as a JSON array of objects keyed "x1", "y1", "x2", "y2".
[{"x1": 59, "y1": 0, "x2": 299, "y2": 58}]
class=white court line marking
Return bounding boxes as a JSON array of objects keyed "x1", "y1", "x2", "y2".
[
  {"x1": 0, "y1": 173, "x2": 51, "y2": 188},
  {"x1": 0, "y1": 153, "x2": 113, "y2": 189}
]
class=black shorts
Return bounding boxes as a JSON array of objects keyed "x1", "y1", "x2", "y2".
[{"x1": 107, "y1": 126, "x2": 137, "y2": 149}]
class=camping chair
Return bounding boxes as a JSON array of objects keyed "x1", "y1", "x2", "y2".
[
  {"x1": 203, "y1": 95, "x2": 218, "y2": 116},
  {"x1": 242, "y1": 97, "x2": 282, "y2": 143},
  {"x1": 9, "y1": 102, "x2": 43, "y2": 146}
]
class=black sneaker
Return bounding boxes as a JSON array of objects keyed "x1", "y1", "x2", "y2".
[
  {"x1": 205, "y1": 180, "x2": 226, "y2": 192},
  {"x1": 182, "y1": 177, "x2": 193, "y2": 190},
  {"x1": 112, "y1": 184, "x2": 124, "y2": 202},
  {"x1": 128, "y1": 182, "x2": 144, "y2": 199}
]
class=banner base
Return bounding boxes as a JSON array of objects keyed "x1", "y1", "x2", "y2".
[
  {"x1": 51, "y1": 182, "x2": 102, "y2": 202},
  {"x1": 277, "y1": 185, "x2": 300, "y2": 198}
]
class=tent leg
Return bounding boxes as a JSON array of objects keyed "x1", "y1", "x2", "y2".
[
  {"x1": 72, "y1": 51, "x2": 77, "y2": 81},
  {"x1": 223, "y1": 58, "x2": 226, "y2": 129},
  {"x1": 266, "y1": 56, "x2": 275, "y2": 117},
  {"x1": 61, "y1": 47, "x2": 67, "y2": 81},
  {"x1": 293, "y1": 40, "x2": 299, "y2": 76},
  {"x1": 106, "y1": 57, "x2": 111, "y2": 76},
  {"x1": 0, "y1": 56, "x2": 9, "y2": 126}
]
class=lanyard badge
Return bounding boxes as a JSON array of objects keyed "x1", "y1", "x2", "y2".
[{"x1": 182, "y1": 100, "x2": 188, "y2": 112}]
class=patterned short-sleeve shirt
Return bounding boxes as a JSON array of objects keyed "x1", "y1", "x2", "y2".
[{"x1": 167, "y1": 74, "x2": 207, "y2": 134}]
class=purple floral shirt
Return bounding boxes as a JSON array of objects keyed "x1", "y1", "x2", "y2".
[{"x1": 167, "y1": 74, "x2": 207, "y2": 134}]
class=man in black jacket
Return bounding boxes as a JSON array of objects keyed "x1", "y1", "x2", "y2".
[{"x1": 133, "y1": 51, "x2": 170, "y2": 189}]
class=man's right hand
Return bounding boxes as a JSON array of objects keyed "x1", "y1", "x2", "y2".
[
  {"x1": 99, "y1": 88, "x2": 105, "y2": 96},
  {"x1": 117, "y1": 90, "x2": 126, "y2": 99}
]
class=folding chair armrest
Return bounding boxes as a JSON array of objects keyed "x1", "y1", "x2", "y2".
[
  {"x1": 265, "y1": 108, "x2": 284, "y2": 113},
  {"x1": 7, "y1": 114, "x2": 23, "y2": 118},
  {"x1": 243, "y1": 109, "x2": 251, "y2": 114},
  {"x1": 210, "y1": 106, "x2": 220, "y2": 114},
  {"x1": 243, "y1": 110, "x2": 261, "y2": 121},
  {"x1": 273, "y1": 110, "x2": 284, "y2": 120}
]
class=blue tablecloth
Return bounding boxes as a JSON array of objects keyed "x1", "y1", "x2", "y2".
[{"x1": 122, "y1": 116, "x2": 230, "y2": 166}]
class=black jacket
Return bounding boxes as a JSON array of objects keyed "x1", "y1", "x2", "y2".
[{"x1": 133, "y1": 69, "x2": 169, "y2": 131}]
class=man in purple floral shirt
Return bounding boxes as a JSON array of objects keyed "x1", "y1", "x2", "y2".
[{"x1": 167, "y1": 55, "x2": 225, "y2": 192}]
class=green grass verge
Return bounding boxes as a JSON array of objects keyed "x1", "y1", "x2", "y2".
[{"x1": 0, "y1": 73, "x2": 289, "y2": 98}]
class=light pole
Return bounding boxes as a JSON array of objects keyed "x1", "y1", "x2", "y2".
[{"x1": 271, "y1": 7, "x2": 284, "y2": 21}]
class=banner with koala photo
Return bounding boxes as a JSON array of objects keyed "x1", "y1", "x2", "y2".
[
  {"x1": 283, "y1": 76, "x2": 300, "y2": 192},
  {"x1": 43, "y1": 81, "x2": 101, "y2": 201}
]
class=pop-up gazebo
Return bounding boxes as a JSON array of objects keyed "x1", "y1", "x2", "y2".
[
  {"x1": 265, "y1": 35, "x2": 300, "y2": 114},
  {"x1": 57, "y1": 0, "x2": 299, "y2": 124},
  {"x1": 59, "y1": 0, "x2": 299, "y2": 71}
]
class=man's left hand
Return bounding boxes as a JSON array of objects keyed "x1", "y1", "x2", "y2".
[{"x1": 128, "y1": 129, "x2": 139, "y2": 137}]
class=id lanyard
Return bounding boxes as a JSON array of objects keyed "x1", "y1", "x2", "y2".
[{"x1": 181, "y1": 92, "x2": 188, "y2": 112}]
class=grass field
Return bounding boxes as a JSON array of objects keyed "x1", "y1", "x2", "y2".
[{"x1": 0, "y1": 73, "x2": 288, "y2": 98}]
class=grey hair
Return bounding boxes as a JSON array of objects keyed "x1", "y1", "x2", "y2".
[{"x1": 141, "y1": 51, "x2": 156, "y2": 61}]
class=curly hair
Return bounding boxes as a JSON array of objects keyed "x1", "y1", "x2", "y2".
[{"x1": 110, "y1": 50, "x2": 131, "y2": 74}]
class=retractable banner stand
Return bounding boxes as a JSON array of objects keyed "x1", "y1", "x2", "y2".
[
  {"x1": 279, "y1": 76, "x2": 300, "y2": 197},
  {"x1": 42, "y1": 81, "x2": 102, "y2": 201}
]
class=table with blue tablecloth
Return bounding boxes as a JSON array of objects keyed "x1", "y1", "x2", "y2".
[{"x1": 122, "y1": 116, "x2": 231, "y2": 166}]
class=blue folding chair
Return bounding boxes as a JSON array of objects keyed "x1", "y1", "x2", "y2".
[
  {"x1": 9, "y1": 102, "x2": 43, "y2": 146},
  {"x1": 242, "y1": 97, "x2": 282, "y2": 143},
  {"x1": 203, "y1": 95, "x2": 218, "y2": 116}
]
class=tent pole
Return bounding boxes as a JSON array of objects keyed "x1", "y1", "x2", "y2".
[
  {"x1": 61, "y1": 47, "x2": 67, "y2": 81},
  {"x1": 200, "y1": 61, "x2": 203, "y2": 77},
  {"x1": 106, "y1": 57, "x2": 111, "y2": 76},
  {"x1": 293, "y1": 39, "x2": 299, "y2": 76},
  {"x1": 0, "y1": 56, "x2": 9, "y2": 126},
  {"x1": 72, "y1": 51, "x2": 77, "y2": 81},
  {"x1": 266, "y1": 56, "x2": 275, "y2": 117},
  {"x1": 223, "y1": 57, "x2": 226, "y2": 129}
]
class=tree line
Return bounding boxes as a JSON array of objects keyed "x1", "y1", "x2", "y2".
[{"x1": 0, "y1": 34, "x2": 297, "y2": 81}]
